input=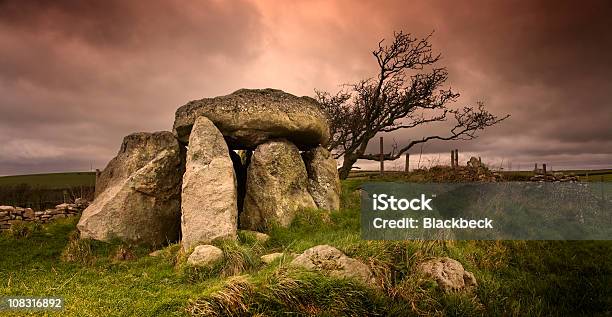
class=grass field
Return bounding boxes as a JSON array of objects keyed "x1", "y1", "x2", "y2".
[
  {"x1": 349, "y1": 169, "x2": 612, "y2": 182},
  {"x1": 0, "y1": 178, "x2": 610, "y2": 316},
  {"x1": 500, "y1": 169, "x2": 612, "y2": 182},
  {"x1": 0, "y1": 172, "x2": 96, "y2": 209},
  {"x1": 0, "y1": 172, "x2": 95, "y2": 189}
]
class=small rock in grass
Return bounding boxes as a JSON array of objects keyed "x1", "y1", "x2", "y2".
[
  {"x1": 417, "y1": 257, "x2": 477, "y2": 292},
  {"x1": 261, "y1": 252, "x2": 284, "y2": 264},
  {"x1": 187, "y1": 245, "x2": 224, "y2": 267},
  {"x1": 291, "y1": 245, "x2": 374, "y2": 284}
]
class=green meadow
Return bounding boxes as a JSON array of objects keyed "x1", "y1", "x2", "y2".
[
  {"x1": 0, "y1": 172, "x2": 95, "y2": 189},
  {"x1": 0, "y1": 177, "x2": 610, "y2": 316}
]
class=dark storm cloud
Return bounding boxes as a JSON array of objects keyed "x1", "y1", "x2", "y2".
[
  {"x1": 357, "y1": 0, "x2": 612, "y2": 168},
  {"x1": 0, "y1": 0, "x2": 610, "y2": 175},
  {"x1": 0, "y1": 0, "x2": 265, "y2": 175},
  {"x1": 430, "y1": 0, "x2": 612, "y2": 143}
]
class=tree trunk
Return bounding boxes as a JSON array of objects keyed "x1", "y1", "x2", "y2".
[
  {"x1": 338, "y1": 153, "x2": 358, "y2": 180},
  {"x1": 338, "y1": 136, "x2": 372, "y2": 180}
]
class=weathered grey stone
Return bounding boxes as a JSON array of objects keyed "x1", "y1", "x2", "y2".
[
  {"x1": 240, "y1": 140, "x2": 316, "y2": 230},
  {"x1": 187, "y1": 245, "x2": 224, "y2": 267},
  {"x1": 93, "y1": 132, "x2": 185, "y2": 198},
  {"x1": 302, "y1": 147, "x2": 341, "y2": 210},
  {"x1": 23, "y1": 208, "x2": 35, "y2": 219},
  {"x1": 77, "y1": 131, "x2": 184, "y2": 245},
  {"x1": 181, "y1": 116, "x2": 238, "y2": 250},
  {"x1": 417, "y1": 257, "x2": 477, "y2": 292},
  {"x1": 74, "y1": 198, "x2": 90, "y2": 208},
  {"x1": 173, "y1": 89, "x2": 330, "y2": 149},
  {"x1": 0, "y1": 206, "x2": 14, "y2": 213},
  {"x1": 55, "y1": 203, "x2": 70, "y2": 210},
  {"x1": 261, "y1": 252, "x2": 284, "y2": 264},
  {"x1": 291, "y1": 245, "x2": 373, "y2": 284}
]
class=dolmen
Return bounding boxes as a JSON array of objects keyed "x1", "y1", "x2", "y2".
[{"x1": 77, "y1": 89, "x2": 341, "y2": 248}]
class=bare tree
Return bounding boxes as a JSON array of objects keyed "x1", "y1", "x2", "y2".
[{"x1": 317, "y1": 31, "x2": 509, "y2": 179}]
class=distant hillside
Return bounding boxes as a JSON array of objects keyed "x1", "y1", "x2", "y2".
[
  {"x1": 0, "y1": 172, "x2": 96, "y2": 209},
  {"x1": 0, "y1": 172, "x2": 95, "y2": 189}
]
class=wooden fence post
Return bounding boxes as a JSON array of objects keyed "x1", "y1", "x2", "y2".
[
  {"x1": 454, "y1": 149, "x2": 459, "y2": 167},
  {"x1": 542, "y1": 163, "x2": 547, "y2": 175},
  {"x1": 379, "y1": 136, "x2": 384, "y2": 175},
  {"x1": 450, "y1": 150, "x2": 455, "y2": 168},
  {"x1": 405, "y1": 153, "x2": 410, "y2": 172}
]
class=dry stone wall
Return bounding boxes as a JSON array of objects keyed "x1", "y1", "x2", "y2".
[{"x1": 0, "y1": 199, "x2": 89, "y2": 231}]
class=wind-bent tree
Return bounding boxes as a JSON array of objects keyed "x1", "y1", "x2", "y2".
[{"x1": 317, "y1": 31, "x2": 508, "y2": 179}]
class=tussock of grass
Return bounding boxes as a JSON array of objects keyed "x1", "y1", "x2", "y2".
[
  {"x1": 152, "y1": 243, "x2": 182, "y2": 262},
  {"x1": 389, "y1": 271, "x2": 485, "y2": 317},
  {"x1": 179, "y1": 238, "x2": 262, "y2": 283},
  {"x1": 187, "y1": 276, "x2": 254, "y2": 317},
  {"x1": 188, "y1": 267, "x2": 387, "y2": 316},
  {"x1": 60, "y1": 231, "x2": 150, "y2": 265},
  {"x1": 112, "y1": 244, "x2": 136, "y2": 261},
  {"x1": 213, "y1": 238, "x2": 261, "y2": 277},
  {"x1": 257, "y1": 267, "x2": 385, "y2": 316},
  {"x1": 60, "y1": 233, "x2": 94, "y2": 265},
  {"x1": 236, "y1": 230, "x2": 260, "y2": 246},
  {"x1": 3, "y1": 220, "x2": 42, "y2": 239}
]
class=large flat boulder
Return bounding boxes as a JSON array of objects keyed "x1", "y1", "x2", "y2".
[
  {"x1": 302, "y1": 147, "x2": 341, "y2": 211},
  {"x1": 181, "y1": 116, "x2": 238, "y2": 250},
  {"x1": 78, "y1": 132, "x2": 184, "y2": 245},
  {"x1": 173, "y1": 89, "x2": 330, "y2": 149},
  {"x1": 240, "y1": 139, "x2": 316, "y2": 230}
]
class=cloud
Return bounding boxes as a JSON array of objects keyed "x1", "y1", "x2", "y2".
[
  {"x1": 0, "y1": 0, "x2": 265, "y2": 174},
  {"x1": 354, "y1": 0, "x2": 612, "y2": 167},
  {"x1": 0, "y1": 0, "x2": 610, "y2": 175}
]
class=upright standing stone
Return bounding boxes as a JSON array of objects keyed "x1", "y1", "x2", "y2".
[
  {"x1": 78, "y1": 132, "x2": 183, "y2": 245},
  {"x1": 241, "y1": 139, "x2": 316, "y2": 230},
  {"x1": 302, "y1": 147, "x2": 341, "y2": 211},
  {"x1": 181, "y1": 116, "x2": 238, "y2": 250}
]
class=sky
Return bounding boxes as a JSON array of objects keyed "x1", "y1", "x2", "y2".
[{"x1": 0, "y1": 0, "x2": 611, "y2": 175}]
